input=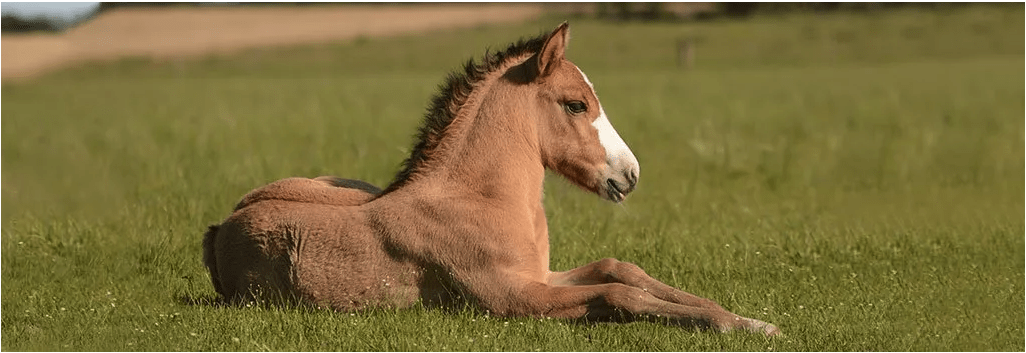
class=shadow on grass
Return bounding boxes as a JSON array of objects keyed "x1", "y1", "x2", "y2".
[
  {"x1": 176, "y1": 293, "x2": 230, "y2": 307},
  {"x1": 173, "y1": 292, "x2": 752, "y2": 335},
  {"x1": 175, "y1": 292, "x2": 335, "y2": 311}
]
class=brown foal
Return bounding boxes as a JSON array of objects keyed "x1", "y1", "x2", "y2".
[{"x1": 203, "y1": 23, "x2": 780, "y2": 336}]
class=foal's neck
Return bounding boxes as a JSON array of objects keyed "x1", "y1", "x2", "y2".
[
  {"x1": 423, "y1": 63, "x2": 546, "y2": 210},
  {"x1": 451, "y1": 96, "x2": 544, "y2": 208},
  {"x1": 401, "y1": 64, "x2": 551, "y2": 273}
]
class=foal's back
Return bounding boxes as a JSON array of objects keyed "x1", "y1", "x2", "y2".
[{"x1": 234, "y1": 176, "x2": 381, "y2": 210}]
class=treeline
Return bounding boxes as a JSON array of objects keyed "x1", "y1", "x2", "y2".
[
  {"x1": 2, "y1": 14, "x2": 64, "y2": 33},
  {"x1": 561, "y1": 2, "x2": 997, "y2": 21}
]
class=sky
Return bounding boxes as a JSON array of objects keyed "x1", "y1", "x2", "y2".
[{"x1": 1, "y1": 2, "x2": 100, "y2": 20}]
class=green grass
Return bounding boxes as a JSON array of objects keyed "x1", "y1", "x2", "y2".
[{"x1": 3, "y1": 4, "x2": 1023, "y2": 351}]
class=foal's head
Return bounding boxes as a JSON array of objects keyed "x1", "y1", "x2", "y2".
[{"x1": 517, "y1": 23, "x2": 640, "y2": 202}]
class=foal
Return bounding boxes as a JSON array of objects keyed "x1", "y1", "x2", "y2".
[{"x1": 203, "y1": 23, "x2": 780, "y2": 336}]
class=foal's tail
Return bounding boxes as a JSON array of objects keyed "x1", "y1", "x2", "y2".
[{"x1": 202, "y1": 225, "x2": 223, "y2": 296}]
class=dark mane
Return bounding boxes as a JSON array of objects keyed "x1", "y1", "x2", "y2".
[{"x1": 382, "y1": 30, "x2": 550, "y2": 193}]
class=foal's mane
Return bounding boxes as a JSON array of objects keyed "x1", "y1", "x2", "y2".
[{"x1": 382, "y1": 31, "x2": 550, "y2": 193}]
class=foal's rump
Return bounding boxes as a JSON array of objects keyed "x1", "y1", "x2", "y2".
[{"x1": 205, "y1": 177, "x2": 416, "y2": 308}]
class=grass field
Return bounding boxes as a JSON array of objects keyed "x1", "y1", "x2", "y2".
[{"x1": 3, "y1": 5, "x2": 1024, "y2": 351}]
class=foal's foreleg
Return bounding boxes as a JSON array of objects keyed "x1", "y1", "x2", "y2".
[
  {"x1": 547, "y1": 258, "x2": 779, "y2": 335},
  {"x1": 549, "y1": 258, "x2": 718, "y2": 308},
  {"x1": 529, "y1": 283, "x2": 778, "y2": 336}
]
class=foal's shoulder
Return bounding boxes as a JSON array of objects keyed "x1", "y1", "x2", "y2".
[{"x1": 233, "y1": 176, "x2": 382, "y2": 211}]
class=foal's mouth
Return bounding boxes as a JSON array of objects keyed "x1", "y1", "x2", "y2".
[{"x1": 605, "y1": 178, "x2": 634, "y2": 203}]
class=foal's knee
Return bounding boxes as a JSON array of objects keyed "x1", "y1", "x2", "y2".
[
  {"x1": 592, "y1": 258, "x2": 621, "y2": 280},
  {"x1": 603, "y1": 259, "x2": 724, "y2": 311},
  {"x1": 593, "y1": 258, "x2": 647, "y2": 281},
  {"x1": 613, "y1": 260, "x2": 648, "y2": 277}
]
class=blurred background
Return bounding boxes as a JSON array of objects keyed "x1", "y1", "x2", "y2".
[{"x1": 3, "y1": 2, "x2": 1016, "y2": 79}]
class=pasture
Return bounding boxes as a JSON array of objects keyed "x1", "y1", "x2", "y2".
[{"x1": 2, "y1": 5, "x2": 1023, "y2": 351}]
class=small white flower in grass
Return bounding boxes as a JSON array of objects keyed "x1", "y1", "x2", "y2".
[
  {"x1": 798, "y1": 305, "x2": 804, "y2": 309},
  {"x1": 232, "y1": 337, "x2": 240, "y2": 343}
]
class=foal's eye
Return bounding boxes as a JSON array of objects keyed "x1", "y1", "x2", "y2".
[{"x1": 565, "y1": 101, "x2": 588, "y2": 115}]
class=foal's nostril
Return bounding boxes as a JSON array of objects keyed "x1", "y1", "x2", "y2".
[{"x1": 624, "y1": 170, "x2": 638, "y2": 190}]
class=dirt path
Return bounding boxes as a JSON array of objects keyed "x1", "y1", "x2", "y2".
[{"x1": 1, "y1": 4, "x2": 544, "y2": 80}]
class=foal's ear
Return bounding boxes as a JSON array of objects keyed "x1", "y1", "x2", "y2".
[{"x1": 536, "y1": 22, "x2": 570, "y2": 79}]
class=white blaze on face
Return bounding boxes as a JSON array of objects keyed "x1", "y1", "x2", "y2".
[{"x1": 577, "y1": 67, "x2": 640, "y2": 180}]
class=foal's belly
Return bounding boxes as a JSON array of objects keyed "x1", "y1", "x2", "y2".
[{"x1": 220, "y1": 200, "x2": 421, "y2": 311}]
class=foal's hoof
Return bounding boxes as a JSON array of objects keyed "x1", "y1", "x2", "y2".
[{"x1": 742, "y1": 318, "x2": 782, "y2": 337}]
